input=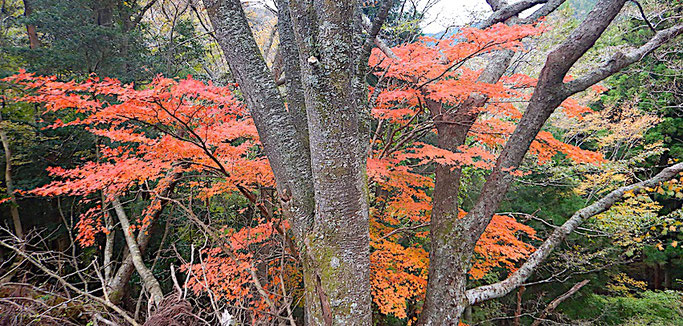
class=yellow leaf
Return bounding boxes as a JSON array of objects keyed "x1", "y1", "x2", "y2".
[{"x1": 672, "y1": 241, "x2": 678, "y2": 248}]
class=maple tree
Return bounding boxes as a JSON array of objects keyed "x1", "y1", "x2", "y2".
[
  {"x1": 363, "y1": 21, "x2": 610, "y2": 320},
  {"x1": 1, "y1": 0, "x2": 682, "y2": 325},
  {"x1": 3, "y1": 29, "x2": 561, "y2": 317},
  {"x1": 2, "y1": 19, "x2": 580, "y2": 319},
  {"x1": 0, "y1": 19, "x2": 646, "y2": 323},
  {"x1": 1, "y1": 71, "x2": 287, "y2": 312}
]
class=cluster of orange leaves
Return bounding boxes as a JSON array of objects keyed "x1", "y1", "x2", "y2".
[
  {"x1": 366, "y1": 23, "x2": 604, "y2": 319},
  {"x1": 180, "y1": 219, "x2": 297, "y2": 321},
  {"x1": 2, "y1": 72, "x2": 284, "y2": 314},
  {"x1": 3, "y1": 71, "x2": 274, "y2": 239}
]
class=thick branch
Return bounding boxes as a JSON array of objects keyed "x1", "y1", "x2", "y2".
[
  {"x1": 466, "y1": 162, "x2": 683, "y2": 305},
  {"x1": 361, "y1": 14, "x2": 399, "y2": 60},
  {"x1": 22, "y1": 0, "x2": 40, "y2": 49},
  {"x1": 112, "y1": 197, "x2": 164, "y2": 306},
  {"x1": 362, "y1": 0, "x2": 394, "y2": 57},
  {"x1": 274, "y1": 0, "x2": 309, "y2": 141},
  {"x1": 202, "y1": 0, "x2": 314, "y2": 238},
  {"x1": 563, "y1": 24, "x2": 683, "y2": 95},
  {"x1": 486, "y1": 0, "x2": 508, "y2": 11},
  {"x1": 522, "y1": 0, "x2": 567, "y2": 23},
  {"x1": 102, "y1": 197, "x2": 114, "y2": 282},
  {"x1": 462, "y1": 0, "x2": 628, "y2": 243},
  {"x1": 480, "y1": 0, "x2": 548, "y2": 28}
]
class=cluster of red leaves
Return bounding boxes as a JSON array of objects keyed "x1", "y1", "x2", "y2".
[
  {"x1": 370, "y1": 213, "x2": 537, "y2": 319},
  {"x1": 74, "y1": 205, "x2": 107, "y2": 247}
]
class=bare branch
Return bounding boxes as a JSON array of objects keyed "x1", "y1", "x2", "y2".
[
  {"x1": 131, "y1": 0, "x2": 160, "y2": 29},
  {"x1": 522, "y1": 0, "x2": 568, "y2": 23},
  {"x1": 466, "y1": 162, "x2": 683, "y2": 305},
  {"x1": 362, "y1": 0, "x2": 395, "y2": 57},
  {"x1": 111, "y1": 197, "x2": 164, "y2": 306},
  {"x1": 563, "y1": 24, "x2": 683, "y2": 95},
  {"x1": 480, "y1": 0, "x2": 548, "y2": 28},
  {"x1": 529, "y1": 279, "x2": 590, "y2": 326},
  {"x1": 361, "y1": 14, "x2": 399, "y2": 60},
  {"x1": 0, "y1": 237, "x2": 140, "y2": 326}
]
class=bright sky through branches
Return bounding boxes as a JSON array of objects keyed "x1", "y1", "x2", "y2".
[
  {"x1": 255, "y1": 0, "x2": 535, "y2": 34},
  {"x1": 420, "y1": 0, "x2": 538, "y2": 33}
]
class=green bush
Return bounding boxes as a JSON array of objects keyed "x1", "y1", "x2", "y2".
[{"x1": 565, "y1": 290, "x2": 683, "y2": 325}]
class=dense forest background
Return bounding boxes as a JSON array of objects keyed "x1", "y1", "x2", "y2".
[{"x1": 0, "y1": 0, "x2": 682, "y2": 325}]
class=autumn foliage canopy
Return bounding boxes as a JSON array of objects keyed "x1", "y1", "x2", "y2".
[{"x1": 2, "y1": 21, "x2": 608, "y2": 321}]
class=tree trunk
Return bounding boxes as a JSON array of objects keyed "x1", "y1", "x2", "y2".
[
  {"x1": 107, "y1": 167, "x2": 182, "y2": 304},
  {"x1": 417, "y1": 1, "x2": 566, "y2": 320},
  {"x1": 285, "y1": 1, "x2": 371, "y2": 324},
  {"x1": 22, "y1": 0, "x2": 40, "y2": 49},
  {"x1": 0, "y1": 112, "x2": 23, "y2": 239},
  {"x1": 664, "y1": 260, "x2": 672, "y2": 289},
  {"x1": 102, "y1": 198, "x2": 115, "y2": 283},
  {"x1": 203, "y1": 0, "x2": 374, "y2": 324},
  {"x1": 514, "y1": 286, "x2": 525, "y2": 326},
  {"x1": 419, "y1": 51, "x2": 513, "y2": 325},
  {"x1": 466, "y1": 162, "x2": 683, "y2": 304},
  {"x1": 111, "y1": 196, "x2": 164, "y2": 306}
]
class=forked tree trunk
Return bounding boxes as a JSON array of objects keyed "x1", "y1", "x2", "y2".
[
  {"x1": 419, "y1": 0, "x2": 683, "y2": 323},
  {"x1": 422, "y1": 0, "x2": 629, "y2": 322},
  {"x1": 412, "y1": 1, "x2": 571, "y2": 322},
  {"x1": 203, "y1": 0, "x2": 372, "y2": 324}
]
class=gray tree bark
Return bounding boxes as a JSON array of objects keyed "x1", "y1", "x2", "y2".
[
  {"x1": 107, "y1": 167, "x2": 183, "y2": 304},
  {"x1": 466, "y1": 162, "x2": 683, "y2": 304},
  {"x1": 202, "y1": 0, "x2": 383, "y2": 324},
  {"x1": 285, "y1": 1, "x2": 371, "y2": 324},
  {"x1": 419, "y1": 0, "x2": 563, "y2": 321},
  {"x1": 111, "y1": 196, "x2": 164, "y2": 306}
]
